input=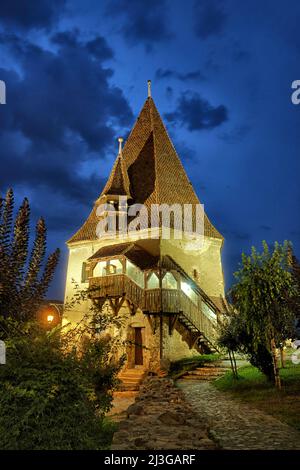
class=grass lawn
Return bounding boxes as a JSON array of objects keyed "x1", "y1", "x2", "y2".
[{"x1": 213, "y1": 357, "x2": 300, "y2": 431}]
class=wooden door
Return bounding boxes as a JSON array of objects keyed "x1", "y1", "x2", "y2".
[{"x1": 134, "y1": 328, "x2": 143, "y2": 365}]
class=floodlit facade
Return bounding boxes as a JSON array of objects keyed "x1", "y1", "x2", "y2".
[{"x1": 64, "y1": 86, "x2": 226, "y2": 372}]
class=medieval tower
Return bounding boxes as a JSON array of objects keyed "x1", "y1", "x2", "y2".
[{"x1": 64, "y1": 83, "x2": 225, "y2": 372}]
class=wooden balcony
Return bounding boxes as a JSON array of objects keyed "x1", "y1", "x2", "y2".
[{"x1": 89, "y1": 273, "x2": 218, "y2": 348}]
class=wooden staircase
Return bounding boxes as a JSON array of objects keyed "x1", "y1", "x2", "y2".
[{"x1": 118, "y1": 368, "x2": 146, "y2": 391}]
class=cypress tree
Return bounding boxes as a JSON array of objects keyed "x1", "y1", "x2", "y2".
[{"x1": 0, "y1": 189, "x2": 60, "y2": 322}]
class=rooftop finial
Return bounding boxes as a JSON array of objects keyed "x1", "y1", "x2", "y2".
[
  {"x1": 118, "y1": 137, "x2": 123, "y2": 156},
  {"x1": 147, "y1": 79, "x2": 151, "y2": 98}
]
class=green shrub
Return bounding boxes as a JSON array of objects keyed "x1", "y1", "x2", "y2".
[{"x1": 0, "y1": 325, "x2": 121, "y2": 450}]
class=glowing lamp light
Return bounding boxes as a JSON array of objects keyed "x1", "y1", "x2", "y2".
[{"x1": 37, "y1": 305, "x2": 60, "y2": 329}]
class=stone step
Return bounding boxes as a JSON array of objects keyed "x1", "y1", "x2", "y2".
[
  {"x1": 118, "y1": 378, "x2": 142, "y2": 384},
  {"x1": 118, "y1": 369, "x2": 146, "y2": 392},
  {"x1": 118, "y1": 383, "x2": 140, "y2": 391},
  {"x1": 191, "y1": 368, "x2": 226, "y2": 374},
  {"x1": 201, "y1": 363, "x2": 226, "y2": 368},
  {"x1": 118, "y1": 374, "x2": 145, "y2": 379},
  {"x1": 180, "y1": 375, "x2": 218, "y2": 381},
  {"x1": 118, "y1": 373, "x2": 145, "y2": 379},
  {"x1": 118, "y1": 369, "x2": 145, "y2": 375}
]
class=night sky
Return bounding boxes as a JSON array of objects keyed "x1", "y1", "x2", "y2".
[{"x1": 0, "y1": 0, "x2": 300, "y2": 300}]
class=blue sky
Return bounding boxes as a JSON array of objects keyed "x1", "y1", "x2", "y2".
[{"x1": 0, "y1": 0, "x2": 300, "y2": 299}]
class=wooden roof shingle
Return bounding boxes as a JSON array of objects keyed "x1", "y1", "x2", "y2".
[{"x1": 68, "y1": 97, "x2": 223, "y2": 243}]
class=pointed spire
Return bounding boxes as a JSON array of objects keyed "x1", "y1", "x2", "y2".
[
  {"x1": 118, "y1": 137, "x2": 123, "y2": 156},
  {"x1": 68, "y1": 86, "x2": 223, "y2": 243},
  {"x1": 97, "y1": 136, "x2": 131, "y2": 201}
]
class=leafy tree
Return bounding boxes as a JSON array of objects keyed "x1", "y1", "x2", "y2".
[
  {"x1": 227, "y1": 241, "x2": 298, "y2": 388},
  {"x1": 0, "y1": 189, "x2": 60, "y2": 323},
  {"x1": 218, "y1": 311, "x2": 274, "y2": 380}
]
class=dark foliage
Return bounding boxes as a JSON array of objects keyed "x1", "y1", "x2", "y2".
[
  {"x1": 0, "y1": 321, "x2": 121, "y2": 450},
  {"x1": 219, "y1": 241, "x2": 298, "y2": 384},
  {"x1": 0, "y1": 188, "x2": 60, "y2": 323}
]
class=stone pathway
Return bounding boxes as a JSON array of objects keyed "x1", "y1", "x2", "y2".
[
  {"x1": 177, "y1": 380, "x2": 300, "y2": 450},
  {"x1": 111, "y1": 377, "x2": 218, "y2": 450}
]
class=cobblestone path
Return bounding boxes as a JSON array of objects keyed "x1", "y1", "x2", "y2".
[
  {"x1": 111, "y1": 377, "x2": 218, "y2": 450},
  {"x1": 177, "y1": 380, "x2": 300, "y2": 450}
]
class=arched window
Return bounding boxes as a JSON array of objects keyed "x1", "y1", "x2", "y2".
[
  {"x1": 162, "y1": 272, "x2": 177, "y2": 289},
  {"x1": 147, "y1": 272, "x2": 159, "y2": 289}
]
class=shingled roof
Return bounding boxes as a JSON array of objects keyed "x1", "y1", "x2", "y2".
[
  {"x1": 68, "y1": 96, "x2": 223, "y2": 243},
  {"x1": 88, "y1": 242, "x2": 159, "y2": 270}
]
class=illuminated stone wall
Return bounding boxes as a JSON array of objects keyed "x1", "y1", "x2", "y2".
[{"x1": 162, "y1": 320, "x2": 200, "y2": 361}]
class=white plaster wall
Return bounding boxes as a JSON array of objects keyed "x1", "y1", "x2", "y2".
[
  {"x1": 64, "y1": 242, "x2": 96, "y2": 324},
  {"x1": 160, "y1": 235, "x2": 225, "y2": 298}
]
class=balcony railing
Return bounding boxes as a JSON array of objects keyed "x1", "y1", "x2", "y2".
[{"x1": 89, "y1": 273, "x2": 217, "y2": 346}]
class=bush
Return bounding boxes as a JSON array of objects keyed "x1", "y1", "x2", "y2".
[{"x1": 0, "y1": 324, "x2": 121, "y2": 450}]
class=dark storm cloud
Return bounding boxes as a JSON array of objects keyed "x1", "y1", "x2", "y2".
[
  {"x1": 0, "y1": 31, "x2": 132, "y2": 150},
  {"x1": 0, "y1": 30, "x2": 133, "y2": 205},
  {"x1": 0, "y1": 130, "x2": 105, "y2": 207},
  {"x1": 0, "y1": 0, "x2": 66, "y2": 30},
  {"x1": 194, "y1": 0, "x2": 227, "y2": 39},
  {"x1": 105, "y1": 0, "x2": 171, "y2": 49},
  {"x1": 165, "y1": 91, "x2": 228, "y2": 131},
  {"x1": 156, "y1": 68, "x2": 205, "y2": 82}
]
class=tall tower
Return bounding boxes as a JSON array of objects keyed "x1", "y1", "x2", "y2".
[{"x1": 64, "y1": 84, "x2": 225, "y2": 370}]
